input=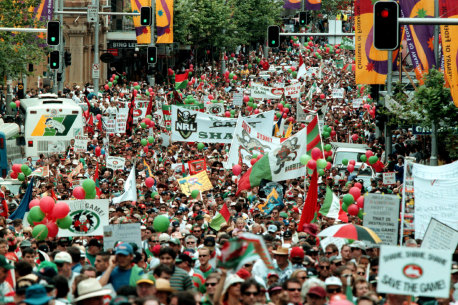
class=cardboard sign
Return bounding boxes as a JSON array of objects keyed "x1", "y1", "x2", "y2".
[
  {"x1": 363, "y1": 194, "x2": 400, "y2": 245},
  {"x1": 178, "y1": 171, "x2": 213, "y2": 196},
  {"x1": 378, "y1": 245, "x2": 452, "y2": 298},
  {"x1": 331, "y1": 88, "x2": 345, "y2": 99},
  {"x1": 383, "y1": 172, "x2": 396, "y2": 185},
  {"x1": 232, "y1": 92, "x2": 243, "y2": 106},
  {"x1": 58, "y1": 200, "x2": 109, "y2": 237},
  {"x1": 188, "y1": 159, "x2": 207, "y2": 175},
  {"x1": 74, "y1": 134, "x2": 89, "y2": 153},
  {"x1": 352, "y1": 98, "x2": 363, "y2": 108},
  {"x1": 106, "y1": 156, "x2": 126, "y2": 170},
  {"x1": 103, "y1": 223, "x2": 142, "y2": 251},
  {"x1": 421, "y1": 218, "x2": 458, "y2": 252}
]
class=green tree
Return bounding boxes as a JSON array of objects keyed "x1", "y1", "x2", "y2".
[{"x1": 0, "y1": 0, "x2": 48, "y2": 81}]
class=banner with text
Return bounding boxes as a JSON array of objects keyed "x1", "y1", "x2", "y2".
[
  {"x1": 58, "y1": 200, "x2": 109, "y2": 237},
  {"x1": 363, "y1": 194, "x2": 400, "y2": 245}
]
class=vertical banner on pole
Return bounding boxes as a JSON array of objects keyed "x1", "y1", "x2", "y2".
[{"x1": 131, "y1": 0, "x2": 152, "y2": 44}]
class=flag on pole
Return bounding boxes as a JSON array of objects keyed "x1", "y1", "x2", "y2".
[
  {"x1": 298, "y1": 170, "x2": 318, "y2": 230},
  {"x1": 9, "y1": 178, "x2": 34, "y2": 220},
  {"x1": 210, "y1": 203, "x2": 231, "y2": 231},
  {"x1": 175, "y1": 72, "x2": 189, "y2": 90},
  {"x1": 125, "y1": 94, "x2": 136, "y2": 136},
  {"x1": 320, "y1": 187, "x2": 348, "y2": 222},
  {"x1": 297, "y1": 53, "x2": 307, "y2": 79},
  {"x1": 112, "y1": 165, "x2": 137, "y2": 204}
]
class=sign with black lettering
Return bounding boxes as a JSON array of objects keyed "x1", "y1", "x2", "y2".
[
  {"x1": 378, "y1": 246, "x2": 452, "y2": 298},
  {"x1": 363, "y1": 194, "x2": 399, "y2": 245}
]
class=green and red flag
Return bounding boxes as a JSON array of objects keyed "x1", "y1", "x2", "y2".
[
  {"x1": 209, "y1": 203, "x2": 231, "y2": 231},
  {"x1": 175, "y1": 72, "x2": 189, "y2": 90}
]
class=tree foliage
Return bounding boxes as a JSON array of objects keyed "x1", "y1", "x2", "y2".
[{"x1": 0, "y1": 0, "x2": 48, "y2": 80}]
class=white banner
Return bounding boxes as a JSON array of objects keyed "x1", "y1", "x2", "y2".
[
  {"x1": 171, "y1": 106, "x2": 275, "y2": 144},
  {"x1": 352, "y1": 98, "x2": 363, "y2": 108},
  {"x1": 421, "y1": 218, "x2": 458, "y2": 252},
  {"x1": 74, "y1": 135, "x2": 88, "y2": 153},
  {"x1": 331, "y1": 88, "x2": 345, "y2": 99},
  {"x1": 227, "y1": 116, "x2": 281, "y2": 168},
  {"x1": 103, "y1": 118, "x2": 116, "y2": 133},
  {"x1": 377, "y1": 246, "x2": 452, "y2": 298},
  {"x1": 284, "y1": 83, "x2": 302, "y2": 98},
  {"x1": 363, "y1": 194, "x2": 400, "y2": 245},
  {"x1": 205, "y1": 102, "x2": 225, "y2": 116},
  {"x1": 251, "y1": 83, "x2": 302, "y2": 99},
  {"x1": 296, "y1": 102, "x2": 316, "y2": 123},
  {"x1": 103, "y1": 223, "x2": 142, "y2": 251},
  {"x1": 232, "y1": 92, "x2": 243, "y2": 106},
  {"x1": 106, "y1": 156, "x2": 126, "y2": 170},
  {"x1": 412, "y1": 161, "x2": 458, "y2": 239},
  {"x1": 58, "y1": 200, "x2": 109, "y2": 237}
]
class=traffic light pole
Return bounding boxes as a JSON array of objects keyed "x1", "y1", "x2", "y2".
[
  {"x1": 58, "y1": 0, "x2": 64, "y2": 94},
  {"x1": 148, "y1": 0, "x2": 156, "y2": 87},
  {"x1": 93, "y1": 0, "x2": 100, "y2": 93},
  {"x1": 430, "y1": 0, "x2": 440, "y2": 166}
]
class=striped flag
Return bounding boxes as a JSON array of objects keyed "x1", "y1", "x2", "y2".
[
  {"x1": 210, "y1": 203, "x2": 230, "y2": 231},
  {"x1": 175, "y1": 72, "x2": 189, "y2": 90},
  {"x1": 319, "y1": 187, "x2": 348, "y2": 222}
]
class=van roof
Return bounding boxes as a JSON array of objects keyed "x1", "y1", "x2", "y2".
[
  {"x1": 20, "y1": 96, "x2": 79, "y2": 111},
  {"x1": 330, "y1": 142, "x2": 370, "y2": 150}
]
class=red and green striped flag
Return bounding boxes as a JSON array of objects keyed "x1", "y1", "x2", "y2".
[
  {"x1": 209, "y1": 203, "x2": 231, "y2": 231},
  {"x1": 175, "y1": 72, "x2": 189, "y2": 90},
  {"x1": 306, "y1": 115, "x2": 323, "y2": 157}
]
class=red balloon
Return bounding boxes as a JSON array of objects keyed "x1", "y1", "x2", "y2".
[
  {"x1": 349, "y1": 187, "x2": 361, "y2": 200},
  {"x1": 143, "y1": 146, "x2": 148, "y2": 153},
  {"x1": 349, "y1": 160, "x2": 356, "y2": 165},
  {"x1": 104, "y1": 84, "x2": 109, "y2": 90},
  {"x1": 225, "y1": 111, "x2": 231, "y2": 117},
  {"x1": 29, "y1": 199, "x2": 40, "y2": 210},
  {"x1": 96, "y1": 114, "x2": 102, "y2": 120},
  {"x1": 348, "y1": 204, "x2": 359, "y2": 216},
  {"x1": 356, "y1": 196, "x2": 364, "y2": 208},
  {"x1": 250, "y1": 159, "x2": 257, "y2": 166},
  {"x1": 145, "y1": 177, "x2": 155, "y2": 188},
  {"x1": 351, "y1": 134, "x2": 359, "y2": 141},
  {"x1": 12, "y1": 164, "x2": 22, "y2": 173},
  {"x1": 257, "y1": 154, "x2": 264, "y2": 159},
  {"x1": 288, "y1": 117, "x2": 294, "y2": 122},
  {"x1": 365, "y1": 150, "x2": 374, "y2": 158},
  {"x1": 347, "y1": 164, "x2": 355, "y2": 173},
  {"x1": 311, "y1": 147, "x2": 322, "y2": 160},
  {"x1": 301, "y1": 123, "x2": 305, "y2": 128},
  {"x1": 144, "y1": 118, "x2": 151, "y2": 125},
  {"x1": 331, "y1": 130, "x2": 336, "y2": 137},
  {"x1": 133, "y1": 82, "x2": 138, "y2": 86},
  {"x1": 320, "y1": 94, "x2": 325, "y2": 99},
  {"x1": 52, "y1": 202, "x2": 70, "y2": 219},
  {"x1": 10, "y1": 172, "x2": 18, "y2": 179},
  {"x1": 243, "y1": 96, "x2": 249, "y2": 103},
  {"x1": 95, "y1": 146, "x2": 101, "y2": 157},
  {"x1": 291, "y1": 66, "x2": 296, "y2": 72},
  {"x1": 326, "y1": 162, "x2": 332, "y2": 170},
  {"x1": 254, "y1": 109, "x2": 260, "y2": 114},
  {"x1": 232, "y1": 164, "x2": 242, "y2": 176},
  {"x1": 354, "y1": 182, "x2": 363, "y2": 190},
  {"x1": 283, "y1": 108, "x2": 289, "y2": 114},
  {"x1": 201, "y1": 75, "x2": 206, "y2": 80},
  {"x1": 282, "y1": 113, "x2": 287, "y2": 119},
  {"x1": 73, "y1": 187, "x2": 86, "y2": 200},
  {"x1": 208, "y1": 94, "x2": 214, "y2": 100},
  {"x1": 40, "y1": 196, "x2": 55, "y2": 214},
  {"x1": 47, "y1": 222, "x2": 59, "y2": 238},
  {"x1": 277, "y1": 104, "x2": 284, "y2": 110},
  {"x1": 307, "y1": 159, "x2": 317, "y2": 170}
]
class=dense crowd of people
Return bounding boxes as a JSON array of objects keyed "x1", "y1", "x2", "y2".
[{"x1": 1, "y1": 34, "x2": 457, "y2": 305}]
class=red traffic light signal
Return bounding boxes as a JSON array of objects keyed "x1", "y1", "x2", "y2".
[{"x1": 373, "y1": 1, "x2": 400, "y2": 50}]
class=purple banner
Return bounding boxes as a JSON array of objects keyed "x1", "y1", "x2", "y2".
[
  {"x1": 305, "y1": 0, "x2": 321, "y2": 10},
  {"x1": 283, "y1": 0, "x2": 301, "y2": 10},
  {"x1": 33, "y1": 0, "x2": 54, "y2": 22}
]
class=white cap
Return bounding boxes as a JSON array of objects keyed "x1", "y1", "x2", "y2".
[
  {"x1": 325, "y1": 276, "x2": 342, "y2": 287},
  {"x1": 54, "y1": 251, "x2": 72, "y2": 264}
]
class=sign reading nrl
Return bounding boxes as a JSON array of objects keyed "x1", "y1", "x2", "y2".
[{"x1": 175, "y1": 109, "x2": 197, "y2": 139}]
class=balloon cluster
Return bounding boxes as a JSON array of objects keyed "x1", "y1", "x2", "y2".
[
  {"x1": 360, "y1": 150, "x2": 384, "y2": 172},
  {"x1": 322, "y1": 125, "x2": 335, "y2": 141},
  {"x1": 105, "y1": 74, "x2": 120, "y2": 90},
  {"x1": 72, "y1": 179, "x2": 97, "y2": 200},
  {"x1": 289, "y1": 36, "x2": 300, "y2": 48},
  {"x1": 342, "y1": 185, "x2": 364, "y2": 219},
  {"x1": 94, "y1": 146, "x2": 105, "y2": 157},
  {"x1": 245, "y1": 97, "x2": 259, "y2": 113},
  {"x1": 11, "y1": 164, "x2": 32, "y2": 180},
  {"x1": 140, "y1": 115, "x2": 155, "y2": 129},
  {"x1": 27, "y1": 196, "x2": 71, "y2": 241},
  {"x1": 341, "y1": 159, "x2": 356, "y2": 173},
  {"x1": 10, "y1": 100, "x2": 20, "y2": 109},
  {"x1": 300, "y1": 147, "x2": 329, "y2": 176},
  {"x1": 275, "y1": 101, "x2": 294, "y2": 123},
  {"x1": 323, "y1": 143, "x2": 334, "y2": 162}
]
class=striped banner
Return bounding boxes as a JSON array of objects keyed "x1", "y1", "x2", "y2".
[{"x1": 131, "y1": 0, "x2": 152, "y2": 45}]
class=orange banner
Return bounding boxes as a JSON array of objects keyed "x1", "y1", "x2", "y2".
[
  {"x1": 355, "y1": 0, "x2": 396, "y2": 84},
  {"x1": 131, "y1": 0, "x2": 152, "y2": 45},
  {"x1": 156, "y1": 0, "x2": 173, "y2": 43},
  {"x1": 440, "y1": 0, "x2": 458, "y2": 107}
]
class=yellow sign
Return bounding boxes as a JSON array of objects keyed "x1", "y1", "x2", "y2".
[{"x1": 178, "y1": 171, "x2": 213, "y2": 196}]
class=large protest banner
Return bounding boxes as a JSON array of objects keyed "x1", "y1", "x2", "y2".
[
  {"x1": 250, "y1": 83, "x2": 302, "y2": 99},
  {"x1": 412, "y1": 161, "x2": 458, "y2": 239},
  {"x1": 178, "y1": 171, "x2": 213, "y2": 196},
  {"x1": 363, "y1": 194, "x2": 399, "y2": 245},
  {"x1": 106, "y1": 156, "x2": 126, "y2": 170},
  {"x1": 103, "y1": 223, "x2": 142, "y2": 251},
  {"x1": 58, "y1": 200, "x2": 109, "y2": 237},
  {"x1": 227, "y1": 116, "x2": 281, "y2": 168},
  {"x1": 171, "y1": 106, "x2": 275, "y2": 143},
  {"x1": 378, "y1": 246, "x2": 452, "y2": 298},
  {"x1": 421, "y1": 218, "x2": 458, "y2": 252}
]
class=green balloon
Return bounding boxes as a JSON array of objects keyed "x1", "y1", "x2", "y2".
[
  {"x1": 360, "y1": 155, "x2": 367, "y2": 162},
  {"x1": 317, "y1": 159, "x2": 327, "y2": 169},
  {"x1": 248, "y1": 102, "x2": 253, "y2": 108},
  {"x1": 188, "y1": 71, "x2": 192, "y2": 76},
  {"x1": 249, "y1": 97, "x2": 254, "y2": 103},
  {"x1": 323, "y1": 125, "x2": 329, "y2": 131},
  {"x1": 108, "y1": 82, "x2": 113, "y2": 87},
  {"x1": 146, "y1": 115, "x2": 153, "y2": 119},
  {"x1": 151, "y1": 191, "x2": 159, "y2": 198},
  {"x1": 85, "y1": 190, "x2": 96, "y2": 199},
  {"x1": 57, "y1": 216, "x2": 72, "y2": 229},
  {"x1": 191, "y1": 189, "x2": 200, "y2": 199},
  {"x1": 135, "y1": 85, "x2": 141, "y2": 90},
  {"x1": 148, "y1": 136, "x2": 155, "y2": 143},
  {"x1": 113, "y1": 80, "x2": 117, "y2": 85},
  {"x1": 229, "y1": 73, "x2": 234, "y2": 79},
  {"x1": 21, "y1": 164, "x2": 29, "y2": 173},
  {"x1": 25, "y1": 168, "x2": 32, "y2": 176},
  {"x1": 29, "y1": 206, "x2": 45, "y2": 223},
  {"x1": 10, "y1": 102, "x2": 16, "y2": 109},
  {"x1": 327, "y1": 156, "x2": 333, "y2": 162},
  {"x1": 141, "y1": 122, "x2": 147, "y2": 128},
  {"x1": 197, "y1": 143, "x2": 205, "y2": 151},
  {"x1": 115, "y1": 75, "x2": 119, "y2": 80},
  {"x1": 342, "y1": 203, "x2": 348, "y2": 212},
  {"x1": 292, "y1": 71, "x2": 297, "y2": 78},
  {"x1": 32, "y1": 224, "x2": 48, "y2": 241},
  {"x1": 82, "y1": 179, "x2": 95, "y2": 193},
  {"x1": 342, "y1": 159, "x2": 349, "y2": 166},
  {"x1": 285, "y1": 104, "x2": 291, "y2": 109},
  {"x1": 343, "y1": 194, "x2": 355, "y2": 206},
  {"x1": 300, "y1": 154, "x2": 312, "y2": 165},
  {"x1": 322, "y1": 131, "x2": 330, "y2": 138},
  {"x1": 318, "y1": 169, "x2": 325, "y2": 176},
  {"x1": 248, "y1": 64, "x2": 252, "y2": 68},
  {"x1": 252, "y1": 104, "x2": 257, "y2": 109},
  {"x1": 230, "y1": 110, "x2": 235, "y2": 115},
  {"x1": 252, "y1": 153, "x2": 258, "y2": 159},
  {"x1": 18, "y1": 173, "x2": 25, "y2": 181},
  {"x1": 369, "y1": 156, "x2": 378, "y2": 165},
  {"x1": 153, "y1": 215, "x2": 170, "y2": 232},
  {"x1": 141, "y1": 139, "x2": 148, "y2": 146},
  {"x1": 324, "y1": 144, "x2": 332, "y2": 151},
  {"x1": 145, "y1": 91, "x2": 150, "y2": 96}
]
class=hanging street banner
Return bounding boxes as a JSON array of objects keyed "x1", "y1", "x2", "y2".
[
  {"x1": 171, "y1": 106, "x2": 275, "y2": 143},
  {"x1": 58, "y1": 200, "x2": 109, "y2": 237},
  {"x1": 377, "y1": 245, "x2": 452, "y2": 298},
  {"x1": 363, "y1": 194, "x2": 400, "y2": 245},
  {"x1": 227, "y1": 116, "x2": 281, "y2": 168},
  {"x1": 106, "y1": 156, "x2": 126, "y2": 170}
]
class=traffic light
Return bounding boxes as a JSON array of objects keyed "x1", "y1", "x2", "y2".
[
  {"x1": 49, "y1": 51, "x2": 60, "y2": 69},
  {"x1": 299, "y1": 12, "x2": 308, "y2": 26},
  {"x1": 147, "y1": 46, "x2": 157, "y2": 64},
  {"x1": 64, "y1": 51, "x2": 72, "y2": 66},
  {"x1": 267, "y1": 25, "x2": 280, "y2": 48},
  {"x1": 373, "y1": 1, "x2": 399, "y2": 50},
  {"x1": 140, "y1": 6, "x2": 152, "y2": 26},
  {"x1": 47, "y1": 21, "x2": 60, "y2": 46}
]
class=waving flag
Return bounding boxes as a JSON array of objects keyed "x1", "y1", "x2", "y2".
[
  {"x1": 131, "y1": 0, "x2": 152, "y2": 44},
  {"x1": 440, "y1": 0, "x2": 458, "y2": 107},
  {"x1": 156, "y1": 0, "x2": 174, "y2": 43},
  {"x1": 399, "y1": 0, "x2": 436, "y2": 84},
  {"x1": 355, "y1": 0, "x2": 398, "y2": 84},
  {"x1": 283, "y1": 0, "x2": 301, "y2": 9}
]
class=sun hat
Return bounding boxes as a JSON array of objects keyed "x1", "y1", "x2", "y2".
[
  {"x1": 73, "y1": 278, "x2": 113, "y2": 302},
  {"x1": 222, "y1": 274, "x2": 244, "y2": 296},
  {"x1": 155, "y1": 278, "x2": 175, "y2": 292},
  {"x1": 23, "y1": 284, "x2": 53, "y2": 305},
  {"x1": 272, "y1": 247, "x2": 289, "y2": 256}
]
